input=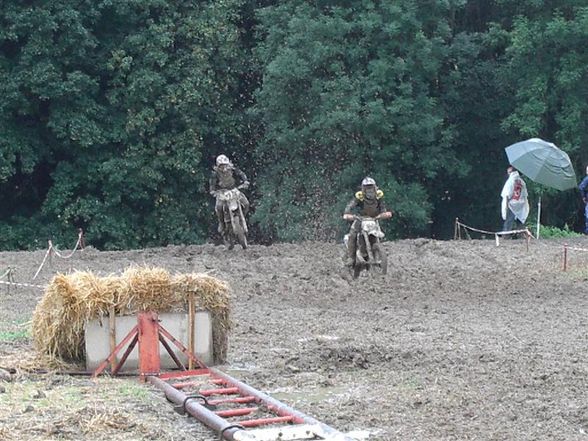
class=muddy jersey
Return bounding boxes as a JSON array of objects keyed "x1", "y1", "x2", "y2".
[
  {"x1": 344, "y1": 190, "x2": 387, "y2": 218},
  {"x1": 210, "y1": 166, "x2": 249, "y2": 192}
]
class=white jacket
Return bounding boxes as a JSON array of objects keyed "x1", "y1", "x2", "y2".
[{"x1": 501, "y1": 171, "x2": 529, "y2": 222}]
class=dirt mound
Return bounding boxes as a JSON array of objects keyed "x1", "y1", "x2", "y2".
[{"x1": 1, "y1": 237, "x2": 588, "y2": 440}]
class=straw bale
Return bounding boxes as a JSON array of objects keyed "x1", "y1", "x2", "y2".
[{"x1": 32, "y1": 267, "x2": 231, "y2": 365}]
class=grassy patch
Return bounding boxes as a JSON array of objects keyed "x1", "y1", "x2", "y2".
[
  {"x1": 399, "y1": 376, "x2": 423, "y2": 390},
  {"x1": 565, "y1": 268, "x2": 588, "y2": 281},
  {"x1": 0, "y1": 328, "x2": 29, "y2": 342},
  {"x1": 117, "y1": 382, "x2": 151, "y2": 400},
  {"x1": 0, "y1": 378, "x2": 158, "y2": 441},
  {"x1": 0, "y1": 387, "x2": 82, "y2": 415}
]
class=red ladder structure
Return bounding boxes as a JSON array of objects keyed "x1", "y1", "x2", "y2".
[{"x1": 92, "y1": 311, "x2": 357, "y2": 441}]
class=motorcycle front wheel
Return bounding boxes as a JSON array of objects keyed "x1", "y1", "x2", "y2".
[
  {"x1": 371, "y1": 242, "x2": 388, "y2": 276},
  {"x1": 232, "y1": 217, "x2": 248, "y2": 250}
]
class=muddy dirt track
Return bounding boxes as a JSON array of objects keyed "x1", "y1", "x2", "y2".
[{"x1": 0, "y1": 237, "x2": 588, "y2": 440}]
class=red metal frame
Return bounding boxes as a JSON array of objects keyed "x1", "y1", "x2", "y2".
[
  {"x1": 200, "y1": 387, "x2": 240, "y2": 396},
  {"x1": 92, "y1": 325, "x2": 139, "y2": 377},
  {"x1": 238, "y1": 415, "x2": 295, "y2": 427},
  {"x1": 138, "y1": 312, "x2": 161, "y2": 378},
  {"x1": 112, "y1": 334, "x2": 138, "y2": 375},
  {"x1": 92, "y1": 311, "x2": 355, "y2": 440},
  {"x1": 92, "y1": 311, "x2": 206, "y2": 378},
  {"x1": 207, "y1": 396, "x2": 257, "y2": 406},
  {"x1": 147, "y1": 372, "x2": 358, "y2": 441},
  {"x1": 159, "y1": 369, "x2": 209, "y2": 380},
  {"x1": 215, "y1": 407, "x2": 258, "y2": 418},
  {"x1": 157, "y1": 324, "x2": 207, "y2": 369}
]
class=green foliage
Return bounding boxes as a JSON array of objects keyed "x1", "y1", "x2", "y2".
[
  {"x1": 502, "y1": 7, "x2": 588, "y2": 155},
  {"x1": 538, "y1": 224, "x2": 582, "y2": 239},
  {"x1": 1, "y1": 0, "x2": 587, "y2": 248},
  {"x1": 0, "y1": 0, "x2": 246, "y2": 249},
  {"x1": 497, "y1": 4, "x2": 588, "y2": 229},
  {"x1": 434, "y1": 24, "x2": 514, "y2": 236},
  {"x1": 251, "y1": 1, "x2": 464, "y2": 240},
  {"x1": 117, "y1": 383, "x2": 151, "y2": 400}
]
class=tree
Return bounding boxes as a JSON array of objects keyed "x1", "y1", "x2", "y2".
[
  {"x1": 500, "y1": 4, "x2": 588, "y2": 228},
  {"x1": 252, "y1": 0, "x2": 466, "y2": 241},
  {"x1": 0, "y1": 0, "x2": 246, "y2": 249},
  {"x1": 436, "y1": 19, "x2": 515, "y2": 234}
]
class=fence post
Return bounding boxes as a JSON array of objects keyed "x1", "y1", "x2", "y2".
[
  {"x1": 79, "y1": 228, "x2": 86, "y2": 250},
  {"x1": 563, "y1": 243, "x2": 568, "y2": 272},
  {"x1": 525, "y1": 230, "x2": 530, "y2": 252},
  {"x1": 454, "y1": 218, "x2": 458, "y2": 240}
]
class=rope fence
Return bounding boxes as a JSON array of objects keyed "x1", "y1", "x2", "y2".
[
  {"x1": 52, "y1": 228, "x2": 85, "y2": 259},
  {"x1": 454, "y1": 218, "x2": 533, "y2": 249},
  {"x1": 562, "y1": 243, "x2": 588, "y2": 272},
  {"x1": 454, "y1": 219, "x2": 588, "y2": 272},
  {"x1": 0, "y1": 280, "x2": 45, "y2": 290},
  {"x1": 3, "y1": 224, "x2": 587, "y2": 289},
  {"x1": 0, "y1": 267, "x2": 45, "y2": 292},
  {"x1": 0, "y1": 267, "x2": 15, "y2": 282},
  {"x1": 0, "y1": 230, "x2": 86, "y2": 293},
  {"x1": 32, "y1": 229, "x2": 85, "y2": 280}
]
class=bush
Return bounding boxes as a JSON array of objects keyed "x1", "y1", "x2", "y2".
[{"x1": 538, "y1": 224, "x2": 583, "y2": 239}]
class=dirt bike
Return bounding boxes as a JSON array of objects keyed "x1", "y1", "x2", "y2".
[
  {"x1": 216, "y1": 188, "x2": 248, "y2": 250},
  {"x1": 345, "y1": 216, "x2": 388, "y2": 279}
]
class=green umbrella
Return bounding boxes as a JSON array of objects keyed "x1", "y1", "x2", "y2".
[
  {"x1": 505, "y1": 138, "x2": 576, "y2": 190},
  {"x1": 505, "y1": 138, "x2": 577, "y2": 238}
]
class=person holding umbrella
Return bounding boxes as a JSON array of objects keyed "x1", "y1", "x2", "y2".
[
  {"x1": 578, "y1": 165, "x2": 588, "y2": 234},
  {"x1": 504, "y1": 138, "x2": 577, "y2": 238},
  {"x1": 501, "y1": 165, "x2": 529, "y2": 234}
]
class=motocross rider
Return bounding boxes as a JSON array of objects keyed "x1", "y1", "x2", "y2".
[
  {"x1": 209, "y1": 154, "x2": 250, "y2": 238},
  {"x1": 343, "y1": 177, "x2": 392, "y2": 267}
]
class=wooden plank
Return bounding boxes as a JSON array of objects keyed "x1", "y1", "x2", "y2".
[
  {"x1": 188, "y1": 292, "x2": 195, "y2": 370},
  {"x1": 109, "y1": 305, "x2": 116, "y2": 371}
]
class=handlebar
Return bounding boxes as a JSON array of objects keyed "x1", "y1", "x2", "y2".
[
  {"x1": 212, "y1": 187, "x2": 246, "y2": 198},
  {"x1": 344, "y1": 214, "x2": 378, "y2": 222}
]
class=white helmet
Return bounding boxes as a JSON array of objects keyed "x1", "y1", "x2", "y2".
[
  {"x1": 216, "y1": 155, "x2": 230, "y2": 166},
  {"x1": 361, "y1": 177, "x2": 376, "y2": 187}
]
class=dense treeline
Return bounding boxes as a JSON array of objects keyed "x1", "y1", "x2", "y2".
[{"x1": 1, "y1": 0, "x2": 587, "y2": 249}]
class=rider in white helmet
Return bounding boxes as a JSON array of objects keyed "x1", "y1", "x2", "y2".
[
  {"x1": 342, "y1": 177, "x2": 392, "y2": 266},
  {"x1": 209, "y1": 154, "x2": 250, "y2": 238}
]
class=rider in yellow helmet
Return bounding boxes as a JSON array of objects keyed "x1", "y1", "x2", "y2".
[{"x1": 342, "y1": 177, "x2": 392, "y2": 266}]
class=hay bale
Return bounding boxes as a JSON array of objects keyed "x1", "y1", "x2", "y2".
[{"x1": 32, "y1": 268, "x2": 231, "y2": 364}]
